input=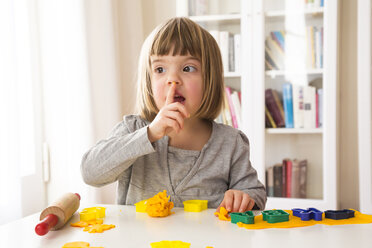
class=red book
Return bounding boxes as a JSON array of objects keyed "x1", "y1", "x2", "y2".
[{"x1": 284, "y1": 159, "x2": 292, "y2": 198}]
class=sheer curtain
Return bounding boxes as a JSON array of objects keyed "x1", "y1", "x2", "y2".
[
  {"x1": 0, "y1": 0, "x2": 39, "y2": 224},
  {"x1": 0, "y1": 0, "x2": 144, "y2": 224}
]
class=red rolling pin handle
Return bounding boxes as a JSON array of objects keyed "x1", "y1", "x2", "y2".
[
  {"x1": 35, "y1": 193, "x2": 81, "y2": 236},
  {"x1": 35, "y1": 214, "x2": 58, "y2": 236}
]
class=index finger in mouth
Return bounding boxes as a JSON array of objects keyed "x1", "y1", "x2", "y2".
[{"x1": 165, "y1": 82, "x2": 176, "y2": 105}]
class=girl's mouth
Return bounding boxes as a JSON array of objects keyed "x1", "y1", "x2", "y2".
[{"x1": 174, "y1": 95, "x2": 186, "y2": 104}]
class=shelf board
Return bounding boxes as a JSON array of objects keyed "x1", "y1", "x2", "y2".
[
  {"x1": 189, "y1": 14, "x2": 241, "y2": 23},
  {"x1": 265, "y1": 7, "x2": 324, "y2": 18},
  {"x1": 265, "y1": 69, "x2": 323, "y2": 78},
  {"x1": 266, "y1": 128, "x2": 323, "y2": 134},
  {"x1": 224, "y1": 72, "x2": 241, "y2": 78}
]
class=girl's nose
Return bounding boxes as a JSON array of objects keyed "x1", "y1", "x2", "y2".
[{"x1": 167, "y1": 81, "x2": 180, "y2": 85}]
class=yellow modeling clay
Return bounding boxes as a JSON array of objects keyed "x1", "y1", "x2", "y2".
[
  {"x1": 135, "y1": 199, "x2": 147, "y2": 213},
  {"x1": 79, "y1": 207, "x2": 106, "y2": 221},
  {"x1": 150, "y1": 240, "x2": 190, "y2": 248},
  {"x1": 183, "y1": 200, "x2": 208, "y2": 212},
  {"x1": 145, "y1": 190, "x2": 174, "y2": 217},
  {"x1": 214, "y1": 207, "x2": 230, "y2": 221},
  {"x1": 83, "y1": 224, "x2": 116, "y2": 233},
  {"x1": 70, "y1": 219, "x2": 103, "y2": 227},
  {"x1": 61, "y1": 241, "x2": 103, "y2": 248}
]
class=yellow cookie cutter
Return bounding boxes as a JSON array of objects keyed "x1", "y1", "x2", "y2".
[
  {"x1": 79, "y1": 207, "x2": 106, "y2": 221},
  {"x1": 135, "y1": 200, "x2": 147, "y2": 213},
  {"x1": 183, "y1": 200, "x2": 208, "y2": 212}
]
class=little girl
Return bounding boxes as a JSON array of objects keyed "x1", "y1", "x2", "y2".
[{"x1": 81, "y1": 17, "x2": 266, "y2": 212}]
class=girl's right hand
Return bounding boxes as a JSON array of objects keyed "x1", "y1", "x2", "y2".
[{"x1": 147, "y1": 83, "x2": 189, "y2": 142}]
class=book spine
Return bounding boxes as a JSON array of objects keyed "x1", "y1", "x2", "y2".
[
  {"x1": 292, "y1": 85, "x2": 304, "y2": 128},
  {"x1": 225, "y1": 87, "x2": 238, "y2": 128},
  {"x1": 282, "y1": 83, "x2": 294, "y2": 128},
  {"x1": 265, "y1": 89, "x2": 285, "y2": 127},
  {"x1": 231, "y1": 91, "x2": 242, "y2": 128},
  {"x1": 317, "y1": 88, "x2": 323, "y2": 128},
  {"x1": 299, "y1": 160, "x2": 308, "y2": 198},
  {"x1": 291, "y1": 160, "x2": 301, "y2": 198},
  {"x1": 219, "y1": 31, "x2": 230, "y2": 74},
  {"x1": 286, "y1": 159, "x2": 292, "y2": 198},
  {"x1": 273, "y1": 164, "x2": 283, "y2": 197},
  {"x1": 303, "y1": 86, "x2": 316, "y2": 129},
  {"x1": 228, "y1": 34, "x2": 235, "y2": 72},
  {"x1": 267, "y1": 167, "x2": 274, "y2": 197},
  {"x1": 234, "y1": 34, "x2": 241, "y2": 73}
]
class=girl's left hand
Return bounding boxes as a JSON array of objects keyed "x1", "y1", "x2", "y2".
[{"x1": 216, "y1": 189, "x2": 255, "y2": 213}]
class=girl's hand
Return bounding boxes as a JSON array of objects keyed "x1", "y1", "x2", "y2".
[
  {"x1": 148, "y1": 83, "x2": 189, "y2": 142},
  {"x1": 216, "y1": 189, "x2": 255, "y2": 214}
]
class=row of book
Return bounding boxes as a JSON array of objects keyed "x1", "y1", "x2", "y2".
[
  {"x1": 215, "y1": 87, "x2": 241, "y2": 129},
  {"x1": 304, "y1": 0, "x2": 325, "y2": 8},
  {"x1": 265, "y1": 83, "x2": 323, "y2": 129},
  {"x1": 266, "y1": 159, "x2": 308, "y2": 198},
  {"x1": 209, "y1": 30, "x2": 241, "y2": 74},
  {"x1": 265, "y1": 26, "x2": 323, "y2": 70}
]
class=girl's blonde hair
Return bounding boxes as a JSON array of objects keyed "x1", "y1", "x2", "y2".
[{"x1": 136, "y1": 17, "x2": 225, "y2": 122}]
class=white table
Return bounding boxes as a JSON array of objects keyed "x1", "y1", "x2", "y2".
[{"x1": 1, "y1": 205, "x2": 372, "y2": 248}]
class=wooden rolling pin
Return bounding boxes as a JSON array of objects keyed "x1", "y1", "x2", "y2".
[{"x1": 35, "y1": 192, "x2": 80, "y2": 236}]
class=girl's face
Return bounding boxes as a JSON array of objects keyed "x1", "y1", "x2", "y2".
[{"x1": 150, "y1": 53, "x2": 203, "y2": 116}]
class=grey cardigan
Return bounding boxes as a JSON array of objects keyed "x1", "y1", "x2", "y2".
[{"x1": 81, "y1": 115, "x2": 267, "y2": 209}]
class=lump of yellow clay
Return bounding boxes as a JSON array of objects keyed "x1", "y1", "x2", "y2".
[
  {"x1": 135, "y1": 199, "x2": 147, "y2": 213},
  {"x1": 70, "y1": 219, "x2": 104, "y2": 227},
  {"x1": 79, "y1": 207, "x2": 106, "y2": 221},
  {"x1": 61, "y1": 241, "x2": 103, "y2": 248},
  {"x1": 145, "y1": 190, "x2": 174, "y2": 217},
  {"x1": 83, "y1": 224, "x2": 116, "y2": 233},
  {"x1": 214, "y1": 207, "x2": 231, "y2": 221},
  {"x1": 183, "y1": 200, "x2": 208, "y2": 212},
  {"x1": 150, "y1": 241, "x2": 191, "y2": 248}
]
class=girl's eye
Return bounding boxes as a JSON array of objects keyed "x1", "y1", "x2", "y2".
[
  {"x1": 183, "y1": 65, "x2": 196, "y2": 72},
  {"x1": 155, "y1": 67, "x2": 165, "y2": 73}
]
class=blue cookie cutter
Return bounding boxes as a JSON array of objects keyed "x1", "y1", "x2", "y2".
[
  {"x1": 324, "y1": 209, "x2": 355, "y2": 220},
  {"x1": 291, "y1": 208, "x2": 323, "y2": 221}
]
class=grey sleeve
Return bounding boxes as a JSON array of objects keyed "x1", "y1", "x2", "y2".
[
  {"x1": 80, "y1": 116, "x2": 155, "y2": 187},
  {"x1": 229, "y1": 131, "x2": 267, "y2": 210}
]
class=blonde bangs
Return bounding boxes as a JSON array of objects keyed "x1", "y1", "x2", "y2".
[{"x1": 137, "y1": 17, "x2": 225, "y2": 122}]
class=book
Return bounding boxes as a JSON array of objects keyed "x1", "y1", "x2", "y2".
[
  {"x1": 303, "y1": 85, "x2": 316, "y2": 129},
  {"x1": 225, "y1": 87, "x2": 238, "y2": 128},
  {"x1": 284, "y1": 159, "x2": 292, "y2": 198},
  {"x1": 234, "y1": 33, "x2": 241, "y2": 73},
  {"x1": 292, "y1": 84, "x2": 304, "y2": 128},
  {"x1": 265, "y1": 106, "x2": 277, "y2": 128},
  {"x1": 291, "y1": 159, "x2": 301, "y2": 198},
  {"x1": 273, "y1": 163, "x2": 283, "y2": 197},
  {"x1": 231, "y1": 91, "x2": 242, "y2": 128},
  {"x1": 228, "y1": 34, "x2": 235, "y2": 72},
  {"x1": 265, "y1": 89, "x2": 285, "y2": 127},
  {"x1": 219, "y1": 31, "x2": 230, "y2": 74},
  {"x1": 317, "y1": 88, "x2": 323, "y2": 128},
  {"x1": 266, "y1": 37, "x2": 284, "y2": 69},
  {"x1": 266, "y1": 167, "x2": 274, "y2": 197},
  {"x1": 265, "y1": 44, "x2": 279, "y2": 70},
  {"x1": 282, "y1": 83, "x2": 294, "y2": 128},
  {"x1": 281, "y1": 160, "x2": 287, "y2": 197},
  {"x1": 299, "y1": 160, "x2": 308, "y2": 198}
]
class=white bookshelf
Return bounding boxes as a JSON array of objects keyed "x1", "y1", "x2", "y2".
[
  {"x1": 177, "y1": 0, "x2": 339, "y2": 210},
  {"x1": 358, "y1": 0, "x2": 372, "y2": 214}
]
